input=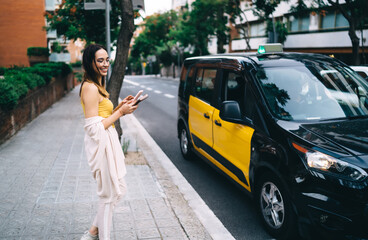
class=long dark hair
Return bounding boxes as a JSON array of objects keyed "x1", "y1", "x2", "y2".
[{"x1": 80, "y1": 44, "x2": 109, "y2": 98}]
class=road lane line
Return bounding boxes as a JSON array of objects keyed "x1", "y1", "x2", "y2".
[
  {"x1": 164, "y1": 94, "x2": 175, "y2": 99},
  {"x1": 124, "y1": 79, "x2": 140, "y2": 86},
  {"x1": 154, "y1": 90, "x2": 162, "y2": 94}
]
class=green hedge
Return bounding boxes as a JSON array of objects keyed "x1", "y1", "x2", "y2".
[
  {"x1": 27, "y1": 47, "x2": 50, "y2": 57},
  {"x1": 33, "y1": 62, "x2": 72, "y2": 80},
  {"x1": 0, "y1": 67, "x2": 6, "y2": 75},
  {"x1": 0, "y1": 62, "x2": 72, "y2": 111},
  {"x1": 0, "y1": 80, "x2": 18, "y2": 111},
  {"x1": 4, "y1": 75, "x2": 29, "y2": 98},
  {"x1": 71, "y1": 61, "x2": 82, "y2": 67}
]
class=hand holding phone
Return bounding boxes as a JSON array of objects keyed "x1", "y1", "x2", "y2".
[
  {"x1": 133, "y1": 90, "x2": 143, "y2": 101},
  {"x1": 133, "y1": 94, "x2": 148, "y2": 106},
  {"x1": 112, "y1": 94, "x2": 135, "y2": 113}
]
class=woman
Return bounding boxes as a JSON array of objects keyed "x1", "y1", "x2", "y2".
[{"x1": 80, "y1": 44, "x2": 137, "y2": 240}]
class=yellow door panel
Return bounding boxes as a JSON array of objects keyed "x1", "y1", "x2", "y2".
[
  {"x1": 188, "y1": 95, "x2": 215, "y2": 148},
  {"x1": 212, "y1": 109, "x2": 254, "y2": 192},
  {"x1": 193, "y1": 144, "x2": 250, "y2": 190}
]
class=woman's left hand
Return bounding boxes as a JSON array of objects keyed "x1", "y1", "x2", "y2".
[
  {"x1": 119, "y1": 99, "x2": 138, "y2": 116},
  {"x1": 113, "y1": 95, "x2": 134, "y2": 113},
  {"x1": 122, "y1": 95, "x2": 134, "y2": 104}
]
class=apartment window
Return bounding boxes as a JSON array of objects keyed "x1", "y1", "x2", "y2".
[
  {"x1": 289, "y1": 15, "x2": 310, "y2": 32},
  {"x1": 321, "y1": 11, "x2": 349, "y2": 29},
  {"x1": 250, "y1": 22, "x2": 265, "y2": 37},
  {"x1": 335, "y1": 13, "x2": 349, "y2": 27}
]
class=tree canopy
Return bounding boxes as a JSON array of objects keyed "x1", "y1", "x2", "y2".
[
  {"x1": 132, "y1": 0, "x2": 241, "y2": 59},
  {"x1": 45, "y1": 0, "x2": 123, "y2": 46},
  {"x1": 131, "y1": 10, "x2": 178, "y2": 65}
]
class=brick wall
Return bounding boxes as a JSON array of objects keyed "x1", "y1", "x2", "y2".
[
  {"x1": 0, "y1": 73, "x2": 74, "y2": 144},
  {"x1": 0, "y1": 0, "x2": 47, "y2": 67}
]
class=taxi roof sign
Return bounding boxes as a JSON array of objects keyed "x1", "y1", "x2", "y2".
[{"x1": 258, "y1": 43, "x2": 283, "y2": 54}]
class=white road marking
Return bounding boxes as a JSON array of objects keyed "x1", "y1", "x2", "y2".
[
  {"x1": 125, "y1": 79, "x2": 175, "y2": 99},
  {"x1": 164, "y1": 94, "x2": 175, "y2": 99},
  {"x1": 124, "y1": 79, "x2": 140, "y2": 86}
]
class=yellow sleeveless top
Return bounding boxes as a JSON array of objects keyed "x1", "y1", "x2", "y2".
[{"x1": 81, "y1": 98, "x2": 115, "y2": 127}]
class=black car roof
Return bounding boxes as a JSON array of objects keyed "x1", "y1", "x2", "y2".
[{"x1": 185, "y1": 52, "x2": 345, "y2": 68}]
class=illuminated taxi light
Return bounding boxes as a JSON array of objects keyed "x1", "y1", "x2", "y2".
[
  {"x1": 257, "y1": 43, "x2": 283, "y2": 54},
  {"x1": 258, "y1": 46, "x2": 266, "y2": 54}
]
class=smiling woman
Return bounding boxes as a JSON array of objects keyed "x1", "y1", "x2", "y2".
[{"x1": 79, "y1": 44, "x2": 139, "y2": 240}]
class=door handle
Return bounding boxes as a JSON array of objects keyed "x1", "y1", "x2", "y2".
[
  {"x1": 214, "y1": 120, "x2": 222, "y2": 126},
  {"x1": 203, "y1": 113, "x2": 210, "y2": 119}
]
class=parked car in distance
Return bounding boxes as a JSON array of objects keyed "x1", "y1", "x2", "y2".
[
  {"x1": 351, "y1": 65, "x2": 368, "y2": 81},
  {"x1": 177, "y1": 44, "x2": 368, "y2": 239}
]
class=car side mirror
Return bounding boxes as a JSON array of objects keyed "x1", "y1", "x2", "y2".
[{"x1": 220, "y1": 101, "x2": 253, "y2": 126}]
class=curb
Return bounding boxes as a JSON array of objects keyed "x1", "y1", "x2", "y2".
[{"x1": 122, "y1": 113, "x2": 235, "y2": 240}]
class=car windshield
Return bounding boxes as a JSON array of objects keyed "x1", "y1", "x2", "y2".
[{"x1": 256, "y1": 64, "x2": 368, "y2": 121}]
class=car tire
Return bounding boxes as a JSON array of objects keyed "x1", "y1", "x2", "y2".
[
  {"x1": 255, "y1": 172, "x2": 298, "y2": 239},
  {"x1": 179, "y1": 124, "x2": 193, "y2": 160}
]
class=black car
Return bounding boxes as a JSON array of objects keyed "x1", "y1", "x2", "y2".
[{"x1": 177, "y1": 44, "x2": 368, "y2": 239}]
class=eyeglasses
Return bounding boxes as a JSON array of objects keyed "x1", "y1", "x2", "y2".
[{"x1": 96, "y1": 58, "x2": 111, "y2": 65}]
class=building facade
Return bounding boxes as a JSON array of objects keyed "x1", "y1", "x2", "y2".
[
  {"x1": 0, "y1": 0, "x2": 47, "y2": 67},
  {"x1": 230, "y1": 0, "x2": 368, "y2": 65}
]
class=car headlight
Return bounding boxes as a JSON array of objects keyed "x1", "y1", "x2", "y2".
[{"x1": 292, "y1": 142, "x2": 367, "y2": 182}]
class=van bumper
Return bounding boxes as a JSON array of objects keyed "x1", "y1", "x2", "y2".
[{"x1": 295, "y1": 180, "x2": 368, "y2": 239}]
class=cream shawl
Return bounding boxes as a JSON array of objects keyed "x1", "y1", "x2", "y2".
[{"x1": 84, "y1": 116, "x2": 127, "y2": 203}]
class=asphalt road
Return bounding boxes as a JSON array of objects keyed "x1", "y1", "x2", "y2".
[{"x1": 120, "y1": 75, "x2": 272, "y2": 240}]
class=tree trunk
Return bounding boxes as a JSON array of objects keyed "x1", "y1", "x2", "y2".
[
  {"x1": 106, "y1": 0, "x2": 134, "y2": 140},
  {"x1": 216, "y1": 7, "x2": 226, "y2": 54},
  {"x1": 349, "y1": 28, "x2": 361, "y2": 65},
  {"x1": 347, "y1": 7, "x2": 360, "y2": 65},
  {"x1": 327, "y1": 0, "x2": 360, "y2": 65}
]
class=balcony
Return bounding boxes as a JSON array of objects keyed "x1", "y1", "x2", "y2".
[
  {"x1": 45, "y1": 0, "x2": 55, "y2": 11},
  {"x1": 49, "y1": 53, "x2": 71, "y2": 63}
]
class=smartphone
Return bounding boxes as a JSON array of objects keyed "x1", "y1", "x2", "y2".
[
  {"x1": 133, "y1": 90, "x2": 144, "y2": 101},
  {"x1": 133, "y1": 94, "x2": 148, "y2": 106}
]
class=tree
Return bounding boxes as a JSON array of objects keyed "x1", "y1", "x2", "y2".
[
  {"x1": 176, "y1": 2, "x2": 210, "y2": 55},
  {"x1": 106, "y1": 0, "x2": 134, "y2": 138},
  {"x1": 47, "y1": 0, "x2": 135, "y2": 138},
  {"x1": 131, "y1": 11, "x2": 179, "y2": 76},
  {"x1": 291, "y1": 0, "x2": 368, "y2": 65},
  {"x1": 252, "y1": 0, "x2": 287, "y2": 43},
  {"x1": 323, "y1": 0, "x2": 368, "y2": 65},
  {"x1": 228, "y1": 0, "x2": 252, "y2": 50},
  {"x1": 178, "y1": 0, "x2": 224, "y2": 55},
  {"x1": 45, "y1": 0, "x2": 122, "y2": 46},
  {"x1": 215, "y1": 2, "x2": 230, "y2": 53}
]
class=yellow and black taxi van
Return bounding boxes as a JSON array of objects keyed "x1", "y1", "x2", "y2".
[{"x1": 177, "y1": 44, "x2": 368, "y2": 239}]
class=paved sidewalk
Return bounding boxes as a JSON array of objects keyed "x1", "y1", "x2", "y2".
[{"x1": 0, "y1": 86, "x2": 234, "y2": 240}]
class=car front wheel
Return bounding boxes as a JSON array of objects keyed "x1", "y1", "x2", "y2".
[{"x1": 256, "y1": 172, "x2": 297, "y2": 239}]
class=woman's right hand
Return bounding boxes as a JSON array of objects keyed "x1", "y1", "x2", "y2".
[{"x1": 118, "y1": 99, "x2": 138, "y2": 116}]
